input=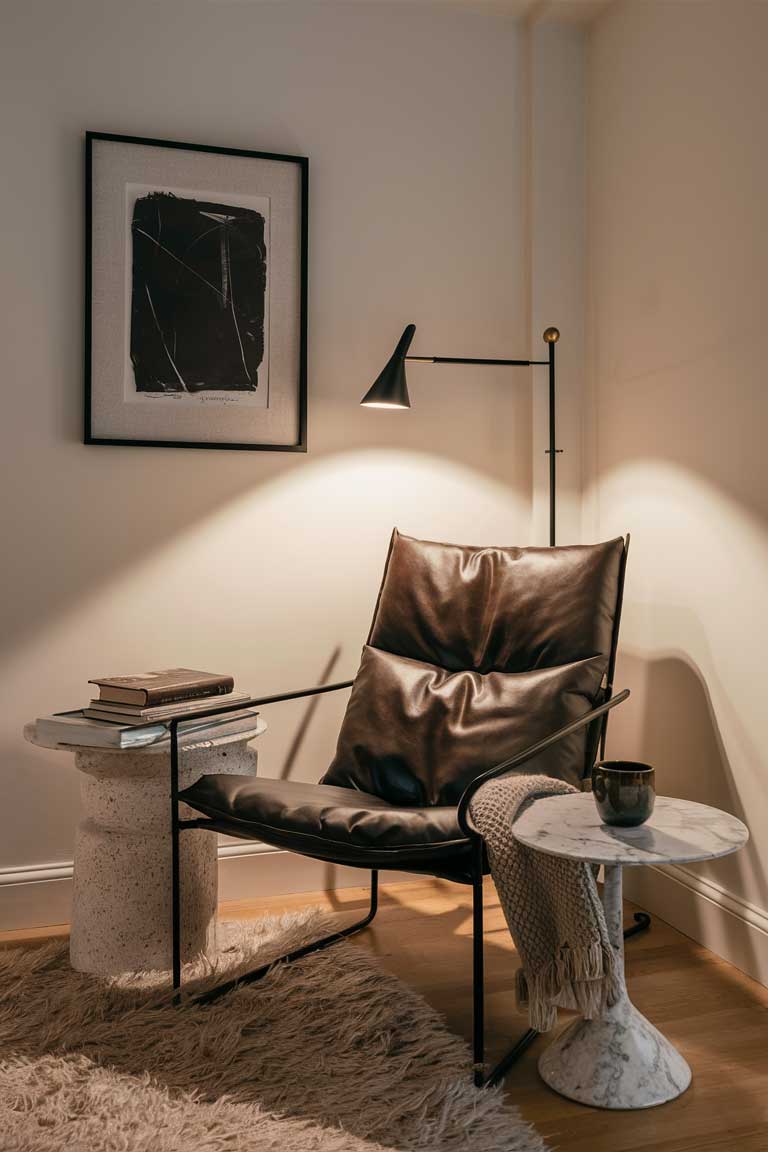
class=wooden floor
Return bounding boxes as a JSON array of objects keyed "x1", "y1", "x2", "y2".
[{"x1": 3, "y1": 878, "x2": 767, "y2": 1151}]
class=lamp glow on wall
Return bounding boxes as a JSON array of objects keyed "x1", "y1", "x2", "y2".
[{"x1": 361, "y1": 324, "x2": 561, "y2": 545}]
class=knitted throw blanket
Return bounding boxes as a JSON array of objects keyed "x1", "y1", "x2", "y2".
[{"x1": 469, "y1": 774, "x2": 621, "y2": 1032}]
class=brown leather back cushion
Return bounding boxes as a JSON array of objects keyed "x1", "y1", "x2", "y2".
[
  {"x1": 368, "y1": 531, "x2": 625, "y2": 673},
  {"x1": 322, "y1": 646, "x2": 606, "y2": 805}
]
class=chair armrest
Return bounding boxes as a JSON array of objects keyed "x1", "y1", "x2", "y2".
[
  {"x1": 456, "y1": 688, "x2": 630, "y2": 836},
  {"x1": 167, "y1": 680, "x2": 354, "y2": 730},
  {"x1": 168, "y1": 680, "x2": 354, "y2": 800}
]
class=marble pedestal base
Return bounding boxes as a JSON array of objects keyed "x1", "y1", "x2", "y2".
[
  {"x1": 538, "y1": 864, "x2": 691, "y2": 1109},
  {"x1": 538, "y1": 994, "x2": 691, "y2": 1109},
  {"x1": 24, "y1": 721, "x2": 262, "y2": 976}
]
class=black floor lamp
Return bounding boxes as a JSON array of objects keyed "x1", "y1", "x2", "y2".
[{"x1": 361, "y1": 324, "x2": 561, "y2": 545}]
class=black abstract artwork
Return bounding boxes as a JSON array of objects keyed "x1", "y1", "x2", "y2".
[
  {"x1": 130, "y1": 192, "x2": 267, "y2": 394},
  {"x1": 87, "y1": 132, "x2": 306, "y2": 450}
]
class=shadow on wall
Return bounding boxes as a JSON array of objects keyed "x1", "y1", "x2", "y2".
[
  {"x1": 278, "y1": 646, "x2": 342, "y2": 781},
  {"x1": 612, "y1": 646, "x2": 767, "y2": 930}
]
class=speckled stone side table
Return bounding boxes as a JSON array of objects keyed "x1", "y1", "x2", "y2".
[
  {"x1": 24, "y1": 718, "x2": 266, "y2": 976},
  {"x1": 512, "y1": 792, "x2": 749, "y2": 1109}
]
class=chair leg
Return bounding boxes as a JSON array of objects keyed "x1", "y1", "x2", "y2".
[
  {"x1": 471, "y1": 839, "x2": 485, "y2": 1087},
  {"x1": 471, "y1": 840, "x2": 543, "y2": 1088},
  {"x1": 485, "y1": 1027, "x2": 540, "y2": 1088},
  {"x1": 171, "y1": 796, "x2": 181, "y2": 1005},
  {"x1": 481, "y1": 907, "x2": 654, "y2": 1087},
  {"x1": 624, "y1": 911, "x2": 652, "y2": 940},
  {"x1": 187, "y1": 869, "x2": 380, "y2": 1007}
]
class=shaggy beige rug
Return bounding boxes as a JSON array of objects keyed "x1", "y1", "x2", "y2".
[{"x1": 0, "y1": 911, "x2": 548, "y2": 1152}]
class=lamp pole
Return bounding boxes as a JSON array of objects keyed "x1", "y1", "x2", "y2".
[{"x1": 543, "y1": 326, "x2": 560, "y2": 547}]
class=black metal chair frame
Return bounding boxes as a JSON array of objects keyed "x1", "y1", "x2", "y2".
[
  {"x1": 170, "y1": 537, "x2": 646, "y2": 1087},
  {"x1": 170, "y1": 699, "x2": 652, "y2": 1087}
]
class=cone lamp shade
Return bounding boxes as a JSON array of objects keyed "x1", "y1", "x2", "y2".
[{"x1": 360, "y1": 324, "x2": 415, "y2": 409}]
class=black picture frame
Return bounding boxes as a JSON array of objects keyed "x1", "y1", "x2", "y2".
[{"x1": 85, "y1": 131, "x2": 308, "y2": 452}]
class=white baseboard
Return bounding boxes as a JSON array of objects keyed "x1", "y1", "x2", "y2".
[
  {"x1": 0, "y1": 845, "x2": 410, "y2": 933},
  {"x1": 623, "y1": 863, "x2": 768, "y2": 988},
  {"x1": 0, "y1": 863, "x2": 75, "y2": 933},
  {"x1": 9, "y1": 849, "x2": 766, "y2": 990}
]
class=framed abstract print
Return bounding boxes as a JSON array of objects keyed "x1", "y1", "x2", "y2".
[{"x1": 85, "y1": 132, "x2": 307, "y2": 451}]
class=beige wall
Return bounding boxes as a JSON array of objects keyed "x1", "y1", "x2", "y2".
[
  {"x1": 585, "y1": 0, "x2": 768, "y2": 980},
  {"x1": 0, "y1": 0, "x2": 543, "y2": 913},
  {"x1": 10, "y1": 0, "x2": 759, "y2": 977}
]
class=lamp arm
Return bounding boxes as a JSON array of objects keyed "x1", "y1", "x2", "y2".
[
  {"x1": 403, "y1": 323, "x2": 560, "y2": 366},
  {"x1": 405, "y1": 355, "x2": 548, "y2": 367},
  {"x1": 364, "y1": 323, "x2": 560, "y2": 545}
]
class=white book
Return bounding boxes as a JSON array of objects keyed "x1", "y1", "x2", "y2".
[
  {"x1": 36, "y1": 711, "x2": 168, "y2": 749},
  {"x1": 35, "y1": 709, "x2": 261, "y2": 750}
]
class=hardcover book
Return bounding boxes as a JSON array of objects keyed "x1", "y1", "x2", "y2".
[
  {"x1": 84, "y1": 691, "x2": 250, "y2": 724},
  {"x1": 89, "y1": 668, "x2": 234, "y2": 707}
]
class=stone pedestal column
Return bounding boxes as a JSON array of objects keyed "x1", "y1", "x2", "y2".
[{"x1": 24, "y1": 721, "x2": 263, "y2": 976}]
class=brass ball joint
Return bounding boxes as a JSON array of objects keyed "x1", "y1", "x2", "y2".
[{"x1": 543, "y1": 326, "x2": 560, "y2": 344}]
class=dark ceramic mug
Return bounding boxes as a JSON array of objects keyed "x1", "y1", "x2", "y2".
[{"x1": 591, "y1": 761, "x2": 656, "y2": 827}]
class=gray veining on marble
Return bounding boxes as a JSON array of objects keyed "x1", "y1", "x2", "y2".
[
  {"x1": 24, "y1": 720, "x2": 266, "y2": 976},
  {"x1": 512, "y1": 792, "x2": 748, "y2": 867},
  {"x1": 538, "y1": 863, "x2": 692, "y2": 1108},
  {"x1": 538, "y1": 984, "x2": 693, "y2": 1108},
  {"x1": 516, "y1": 793, "x2": 748, "y2": 1109}
]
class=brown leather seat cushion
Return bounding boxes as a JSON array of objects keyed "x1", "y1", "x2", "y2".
[
  {"x1": 322, "y1": 647, "x2": 606, "y2": 805},
  {"x1": 179, "y1": 775, "x2": 471, "y2": 869}
]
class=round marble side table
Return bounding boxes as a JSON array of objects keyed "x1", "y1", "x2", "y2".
[
  {"x1": 512, "y1": 792, "x2": 748, "y2": 1110},
  {"x1": 24, "y1": 717, "x2": 266, "y2": 976}
]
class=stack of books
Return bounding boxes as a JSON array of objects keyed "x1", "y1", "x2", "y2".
[
  {"x1": 36, "y1": 668, "x2": 255, "y2": 749},
  {"x1": 85, "y1": 668, "x2": 248, "y2": 723}
]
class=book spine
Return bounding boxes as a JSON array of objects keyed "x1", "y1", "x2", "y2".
[{"x1": 142, "y1": 678, "x2": 235, "y2": 707}]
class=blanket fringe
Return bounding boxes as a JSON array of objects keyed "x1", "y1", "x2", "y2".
[
  {"x1": 515, "y1": 940, "x2": 622, "y2": 1033},
  {"x1": 470, "y1": 774, "x2": 624, "y2": 1034}
]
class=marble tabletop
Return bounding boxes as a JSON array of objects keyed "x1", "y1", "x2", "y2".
[{"x1": 512, "y1": 792, "x2": 748, "y2": 866}]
